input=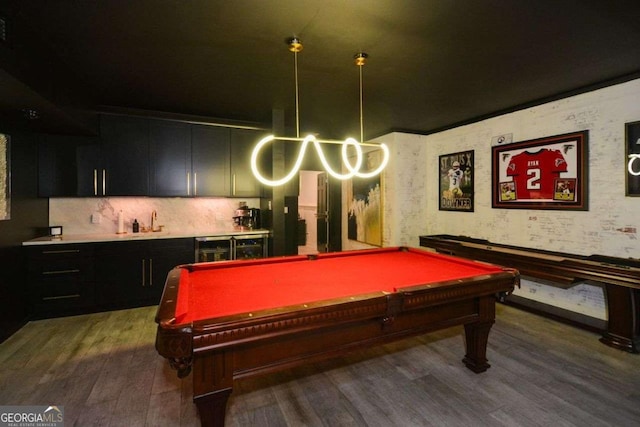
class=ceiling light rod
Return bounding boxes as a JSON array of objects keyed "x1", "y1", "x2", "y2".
[
  {"x1": 288, "y1": 37, "x2": 302, "y2": 138},
  {"x1": 354, "y1": 52, "x2": 368, "y2": 143}
]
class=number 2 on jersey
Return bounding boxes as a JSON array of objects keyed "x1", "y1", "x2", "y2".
[{"x1": 526, "y1": 168, "x2": 541, "y2": 189}]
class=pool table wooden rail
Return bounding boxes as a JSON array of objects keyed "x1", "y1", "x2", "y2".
[
  {"x1": 419, "y1": 234, "x2": 640, "y2": 353},
  {"x1": 155, "y1": 252, "x2": 518, "y2": 427}
]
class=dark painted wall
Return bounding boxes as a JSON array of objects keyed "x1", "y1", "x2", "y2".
[{"x1": 0, "y1": 129, "x2": 48, "y2": 342}]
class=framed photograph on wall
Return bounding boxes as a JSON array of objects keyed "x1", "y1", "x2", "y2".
[
  {"x1": 0, "y1": 133, "x2": 10, "y2": 221},
  {"x1": 347, "y1": 149, "x2": 384, "y2": 246},
  {"x1": 491, "y1": 131, "x2": 588, "y2": 210},
  {"x1": 439, "y1": 150, "x2": 474, "y2": 212},
  {"x1": 626, "y1": 121, "x2": 640, "y2": 196}
]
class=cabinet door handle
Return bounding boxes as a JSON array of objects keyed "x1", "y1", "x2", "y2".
[
  {"x1": 233, "y1": 174, "x2": 236, "y2": 195},
  {"x1": 141, "y1": 259, "x2": 146, "y2": 287},
  {"x1": 93, "y1": 169, "x2": 98, "y2": 196},
  {"x1": 42, "y1": 249, "x2": 80, "y2": 254},
  {"x1": 149, "y1": 258, "x2": 153, "y2": 286},
  {"x1": 43, "y1": 294, "x2": 81, "y2": 301},
  {"x1": 187, "y1": 172, "x2": 191, "y2": 196},
  {"x1": 102, "y1": 169, "x2": 106, "y2": 195},
  {"x1": 42, "y1": 269, "x2": 81, "y2": 275},
  {"x1": 194, "y1": 172, "x2": 198, "y2": 196}
]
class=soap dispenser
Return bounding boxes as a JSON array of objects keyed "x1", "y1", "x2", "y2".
[
  {"x1": 132, "y1": 219, "x2": 139, "y2": 233},
  {"x1": 151, "y1": 210, "x2": 159, "y2": 232}
]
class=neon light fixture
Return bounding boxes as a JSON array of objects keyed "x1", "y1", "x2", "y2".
[{"x1": 250, "y1": 38, "x2": 390, "y2": 186}]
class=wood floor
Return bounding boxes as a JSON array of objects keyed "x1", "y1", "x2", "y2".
[{"x1": 1, "y1": 304, "x2": 639, "y2": 427}]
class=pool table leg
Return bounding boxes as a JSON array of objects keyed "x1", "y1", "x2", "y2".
[
  {"x1": 462, "y1": 320, "x2": 494, "y2": 373},
  {"x1": 193, "y1": 351, "x2": 234, "y2": 427},
  {"x1": 462, "y1": 295, "x2": 497, "y2": 373},
  {"x1": 195, "y1": 389, "x2": 232, "y2": 427}
]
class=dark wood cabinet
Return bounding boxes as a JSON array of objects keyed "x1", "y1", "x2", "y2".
[
  {"x1": 38, "y1": 136, "x2": 78, "y2": 197},
  {"x1": 149, "y1": 238, "x2": 195, "y2": 287},
  {"x1": 149, "y1": 119, "x2": 192, "y2": 196},
  {"x1": 37, "y1": 115, "x2": 269, "y2": 198},
  {"x1": 27, "y1": 238, "x2": 194, "y2": 316},
  {"x1": 100, "y1": 115, "x2": 150, "y2": 196},
  {"x1": 191, "y1": 125, "x2": 231, "y2": 196},
  {"x1": 94, "y1": 238, "x2": 194, "y2": 308},
  {"x1": 75, "y1": 141, "x2": 103, "y2": 196},
  {"x1": 38, "y1": 135, "x2": 101, "y2": 197},
  {"x1": 94, "y1": 240, "x2": 148, "y2": 307},
  {"x1": 26, "y1": 244, "x2": 95, "y2": 318}
]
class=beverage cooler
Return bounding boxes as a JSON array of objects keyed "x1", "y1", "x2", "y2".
[{"x1": 195, "y1": 234, "x2": 269, "y2": 263}]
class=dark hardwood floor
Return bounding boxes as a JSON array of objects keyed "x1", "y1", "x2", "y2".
[{"x1": 1, "y1": 304, "x2": 639, "y2": 426}]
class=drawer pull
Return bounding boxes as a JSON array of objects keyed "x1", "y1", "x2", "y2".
[
  {"x1": 42, "y1": 269, "x2": 81, "y2": 275},
  {"x1": 141, "y1": 259, "x2": 146, "y2": 287},
  {"x1": 42, "y1": 294, "x2": 81, "y2": 301},
  {"x1": 42, "y1": 249, "x2": 81, "y2": 254}
]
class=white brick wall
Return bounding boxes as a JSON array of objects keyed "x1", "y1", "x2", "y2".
[{"x1": 345, "y1": 78, "x2": 640, "y2": 319}]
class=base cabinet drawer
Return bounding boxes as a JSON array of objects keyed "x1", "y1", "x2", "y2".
[
  {"x1": 27, "y1": 244, "x2": 95, "y2": 318},
  {"x1": 26, "y1": 238, "x2": 195, "y2": 317}
]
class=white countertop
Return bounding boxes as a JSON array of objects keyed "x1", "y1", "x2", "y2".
[{"x1": 23, "y1": 228, "x2": 271, "y2": 246}]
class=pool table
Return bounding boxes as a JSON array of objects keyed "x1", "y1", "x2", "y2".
[{"x1": 155, "y1": 247, "x2": 519, "y2": 427}]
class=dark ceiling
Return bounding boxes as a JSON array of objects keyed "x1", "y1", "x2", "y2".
[{"x1": 2, "y1": 1, "x2": 640, "y2": 139}]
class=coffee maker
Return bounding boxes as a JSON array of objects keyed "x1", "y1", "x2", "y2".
[{"x1": 233, "y1": 203, "x2": 261, "y2": 229}]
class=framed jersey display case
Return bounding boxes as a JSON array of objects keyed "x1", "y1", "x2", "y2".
[
  {"x1": 439, "y1": 150, "x2": 474, "y2": 212},
  {"x1": 491, "y1": 131, "x2": 588, "y2": 210}
]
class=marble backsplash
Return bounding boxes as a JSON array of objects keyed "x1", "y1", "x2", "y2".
[{"x1": 49, "y1": 197, "x2": 262, "y2": 235}]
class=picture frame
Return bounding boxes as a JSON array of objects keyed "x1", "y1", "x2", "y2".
[
  {"x1": 491, "y1": 131, "x2": 588, "y2": 210},
  {"x1": 625, "y1": 121, "x2": 640, "y2": 196},
  {"x1": 0, "y1": 133, "x2": 10, "y2": 221},
  {"x1": 347, "y1": 149, "x2": 384, "y2": 246},
  {"x1": 439, "y1": 150, "x2": 474, "y2": 212}
]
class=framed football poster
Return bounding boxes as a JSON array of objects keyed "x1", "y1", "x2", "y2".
[
  {"x1": 439, "y1": 150, "x2": 474, "y2": 212},
  {"x1": 626, "y1": 121, "x2": 640, "y2": 196},
  {"x1": 491, "y1": 131, "x2": 588, "y2": 210}
]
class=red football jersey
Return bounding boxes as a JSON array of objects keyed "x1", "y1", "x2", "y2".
[{"x1": 506, "y1": 149, "x2": 568, "y2": 199}]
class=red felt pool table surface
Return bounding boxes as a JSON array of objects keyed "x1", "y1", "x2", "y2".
[{"x1": 174, "y1": 247, "x2": 504, "y2": 323}]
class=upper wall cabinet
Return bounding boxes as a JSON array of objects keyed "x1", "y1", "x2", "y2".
[
  {"x1": 38, "y1": 135, "x2": 100, "y2": 197},
  {"x1": 100, "y1": 115, "x2": 150, "y2": 196},
  {"x1": 76, "y1": 141, "x2": 103, "y2": 196},
  {"x1": 38, "y1": 135, "x2": 79, "y2": 197},
  {"x1": 149, "y1": 119, "x2": 191, "y2": 196},
  {"x1": 41, "y1": 115, "x2": 151, "y2": 197},
  {"x1": 38, "y1": 115, "x2": 269, "y2": 198},
  {"x1": 191, "y1": 125, "x2": 231, "y2": 196}
]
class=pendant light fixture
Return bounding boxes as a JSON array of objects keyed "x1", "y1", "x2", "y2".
[{"x1": 250, "y1": 37, "x2": 390, "y2": 186}]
